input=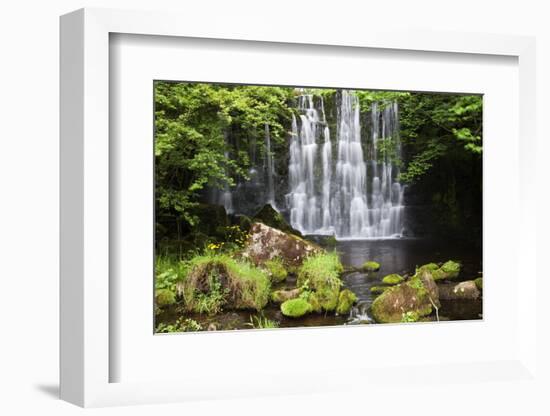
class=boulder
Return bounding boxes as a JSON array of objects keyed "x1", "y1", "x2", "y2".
[
  {"x1": 336, "y1": 289, "x2": 358, "y2": 315},
  {"x1": 253, "y1": 204, "x2": 302, "y2": 237},
  {"x1": 382, "y1": 273, "x2": 404, "y2": 285},
  {"x1": 438, "y1": 281, "x2": 480, "y2": 300},
  {"x1": 280, "y1": 298, "x2": 312, "y2": 318},
  {"x1": 370, "y1": 270, "x2": 440, "y2": 324},
  {"x1": 241, "y1": 222, "x2": 323, "y2": 267},
  {"x1": 271, "y1": 288, "x2": 301, "y2": 304}
]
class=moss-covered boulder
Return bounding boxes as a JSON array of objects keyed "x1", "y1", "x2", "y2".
[
  {"x1": 371, "y1": 270, "x2": 440, "y2": 323},
  {"x1": 296, "y1": 252, "x2": 343, "y2": 311},
  {"x1": 336, "y1": 289, "x2": 358, "y2": 315},
  {"x1": 271, "y1": 288, "x2": 301, "y2": 304},
  {"x1": 438, "y1": 281, "x2": 481, "y2": 300},
  {"x1": 474, "y1": 277, "x2": 483, "y2": 290},
  {"x1": 362, "y1": 261, "x2": 380, "y2": 272},
  {"x1": 241, "y1": 222, "x2": 323, "y2": 268},
  {"x1": 281, "y1": 298, "x2": 312, "y2": 318},
  {"x1": 155, "y1": 288, "x2": 176, "y2": 306},
  {"x1": 253, "y1": 204, "x2": 302, "y2": 237},
  {"x1": 423, "y1": 260, "x2": 462, "y2": 281},
  {"x1": 382, "y1": 274, "x2": 404, "y2": 285},
  {"x1": 264, "y1": 258, "x2": 288, "y2": 283},
  {"x1": 370, "y1": 285, "x2": 390, "y2": 295},
  {"x1": 176, "y1": 254, "x2": 271, "y2": 313}
]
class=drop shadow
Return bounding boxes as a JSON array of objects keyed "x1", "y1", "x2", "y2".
[{"x1": 34, "y1": 383, "x2": 59, "y2": 399}]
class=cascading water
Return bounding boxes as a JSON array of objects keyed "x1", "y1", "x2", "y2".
[{"x1": 286, "y1": 90, "x2": 406, "y2": 239}]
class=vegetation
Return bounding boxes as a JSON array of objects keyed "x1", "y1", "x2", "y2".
[
  {"x1": 264, "y1": 258, "x2": 288, "y2": 283},
  {"x1": 156, "y1": 318, "x2": 203, "y2": 333},
  {"x1": 176, "y1": 254, "x2": 271, "y2": 313},
  {"x1": 336, "y1": 289, "x2": 358, "y2": 315},
  {"x1": 280, "y1": 298, "x2": 312, "y2": 318},
  {"x1": 247, "y1": 314, "x2": 279, "y2": 329},
  {"x1": 297, "y1": 253, "x2": 344, "y2": 311},
  {"x1": 362, "y1": 261, "x2": 381, "y2": 272},
  {"x1": 382, "y1": 274, "x2": 404, "y2": 285}
]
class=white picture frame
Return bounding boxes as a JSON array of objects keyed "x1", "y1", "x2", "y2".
[{"x1": 60, "y1": 7, "x2": 539, "y2": 408}]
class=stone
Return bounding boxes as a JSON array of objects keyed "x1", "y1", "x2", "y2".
[{"x1": 438, "y1": 281, "x2": 481, "y2": 300}]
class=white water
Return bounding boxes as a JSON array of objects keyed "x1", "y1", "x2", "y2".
[
  {"x1": 265, "y1": 123, "x2": 276, "y2": 209},
  {"x1": 286, "y1": 90, "x2": 405, "y2": 239}
]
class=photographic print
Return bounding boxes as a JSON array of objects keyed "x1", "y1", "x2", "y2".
[{"x1": 154, "y1": 82, "x2": 482, "y2": 333}]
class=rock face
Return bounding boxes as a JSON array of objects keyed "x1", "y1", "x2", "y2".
[
  {"x1": 253, "y1": 204, "x2": 302, "y2": 237},
  {"x1": 438, "y1": 281, "x2": 481, "y2": 300},
  {"x1": 371, "y1": 270, "x2": 440, "y2": 323},
  {"x1": 241, "y1": 222, "x2": 323, "y2": 267}
]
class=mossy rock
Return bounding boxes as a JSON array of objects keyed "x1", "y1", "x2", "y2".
[
  {"x1": 440, "y1": 260, "x2": 461, "y2": 279},
  {"x1": 382, "y1": 274, "x2": 404, "y2": 285},
  {"x1": 306, "y1": 292, "x2": 323, "y2": 313},
  {"x1": 271, "y1": 288, "x2": 301, "y2": 304},
  {"x1": 264, "y1": 258, "x2": 288, "y2": 283},
  {"x1": 253, "y1": 204, "x2": 302, "y2": 237},
  {"x1": 371, "y1": 272, "x2": 439, "y2": 324},
  {"x1": 176, "y1": 254, "x2": 271, "y2": 313},
  {"x1": 362, "y1": 261, "x2": 380, "y2": 272},
  {"x1": 296, "y1": 253, "x2": 343, "y2": 312},
  {"x1": 281, "y1": 298, "x2": 312, "y2": 318},
  {"x1": 242, "y1": 222, "x2": 323, "y2": 268},
  {"x1": 336, "y1": 289, "x2": 358, "y2": 315},
  {"x1": 474, "y1": 277, "x2": 483, "y2": 290},
  {"x1": 155, "y1": 288, "x2": 176, "y2": 307},
  {"x1": 370, "y1": 285, "x2": 390, "y2": 295}
]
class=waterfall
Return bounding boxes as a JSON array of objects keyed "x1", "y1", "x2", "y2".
[
  {"x1": 219, "y1": 132, "x2": 234, "y2": 214},
  {"x1": 286, "y1": 90, "x2": 406, "y2": 239}
]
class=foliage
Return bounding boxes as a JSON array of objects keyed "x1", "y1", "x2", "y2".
[
  {"x1": 401, "y1": 311, "x2": 419, "y2": 323},
  {"x1": 155, "y1": 81, "x2": 294, "y2": 229},
  {"x1": 155, "y1": 288, "x2": 176, "y2": 307},
  {"x1": 156, "y1": 317, "x2": 203, "y2": 333},
  {"x1": 247, "y1": 314, "x2": 279, "y2": 329},
  {"x1": 264, "y1": 257, "x2": 288, "y2": 283},
  {"x1": 155, "y1": 255, "x2": 189, "y2": 293}
]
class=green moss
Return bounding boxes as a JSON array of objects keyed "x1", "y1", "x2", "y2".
[
  {"x1": 370, "y1": 285, "x2": 390, "y2": 295},
  {"x1": 474, "y1": 277, "x2": 483, "y2": 290},
  {"x1": 305, "y1": 292, "x2": 323, "y2": 313},
  {"x1": 382, "y1": 273, "x2": 404, "y2": 285},
  {"x1": 418, "y1": 262, "x2": 439, "y2": 272},
  {"x1": 177, "y1": 254, "x2": 271, "y2": 313},
  {"x1": 440, "y1": 260, "x2": 461, "y2": 278},
  {"x1": 401, "y1": 311, "x2": 420, "y2": 323},
  {"x1": 336, "y1": 289, "x2": 358, "y2": 315},
  {"x1": 296, "y1": 252, "x2": 343, "y2": 311},
  {"x1": 155, "y1": 288, "x2": 176, "y2": 306},
  {"x1": 281, "y1": 298, "x2": 312, "y2": 318},
  {"x1": 264, "y1": 258, "x2": 288, "y2": 283},
  {"x1": 362, "y1": 261, "x2": 380, "y2": 272}
]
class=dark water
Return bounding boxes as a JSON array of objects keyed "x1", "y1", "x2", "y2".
[{"x1": 157, "y1": 238, "x2": 482, "y2": 332}]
